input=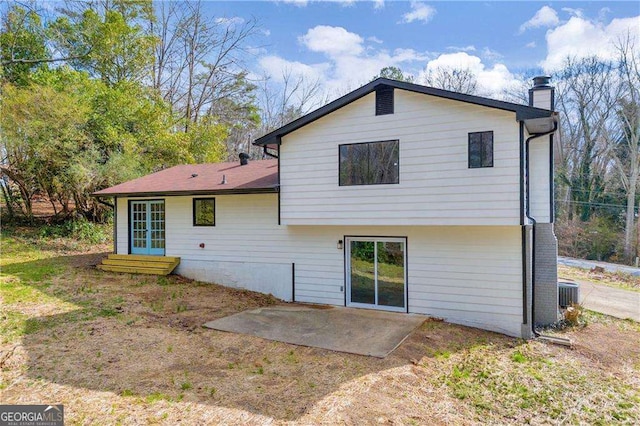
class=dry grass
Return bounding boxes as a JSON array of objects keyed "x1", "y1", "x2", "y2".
[
  {"x1": 559, "y1": 264, "x2": 640, "y2": 292},
  {"x1": 1, "y1": 230, "x2": 639, "y2": 424}
]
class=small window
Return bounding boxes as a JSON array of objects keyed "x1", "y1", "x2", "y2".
[
  {"x1": 468, "y1": 131, "x2": 494, "y2": 168},
  {"x1": 339, "y1": 140, "x2": 399, "y2": 186},
  {"x1": 193, "y1": 198, "x2": 215, "y2": 226},
  {"x1": 375, "y1": 86, "x2": 394, "y2": 115}
]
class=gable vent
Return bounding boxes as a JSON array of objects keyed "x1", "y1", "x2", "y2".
[{"x1": 375, "y1": 85, "x2": 394, "y2": 116}]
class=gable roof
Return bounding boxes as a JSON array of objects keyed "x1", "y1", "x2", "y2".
[
  {"x1": 254, "y1": 78, "x2": 554, "y2": 147},
  {"x1": 93, "y1": 159, "x2": 278, "y2": 197}
]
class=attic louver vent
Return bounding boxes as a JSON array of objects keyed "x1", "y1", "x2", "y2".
[{"x1": 375, "y1": 86, "x2": 394, "y2": 116}]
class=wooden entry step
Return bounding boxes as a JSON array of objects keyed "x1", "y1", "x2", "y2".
[{"x1": 98, "y1": 254, "x2": 180, "y2": 275}]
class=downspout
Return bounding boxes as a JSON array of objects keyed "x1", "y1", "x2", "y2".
[
  {"x1": 263, "y1": 145, "x2": 279, "y2": 159},
  {"x1": 525, "y1": 121, "x2": 564, "y2": 341}
]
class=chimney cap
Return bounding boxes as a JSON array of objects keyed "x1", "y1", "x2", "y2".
[{"x1": 532, "y1": 75, "x2": 552, "y2": 88}]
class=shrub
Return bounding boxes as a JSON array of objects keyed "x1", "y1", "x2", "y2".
[
  {"x1": 563, "y1": 303, "x2": 583, "y2": 326},
  {"x1": 556, "y1": 217, "x2": 621, "y2": 262},
  {"x1": 39, "y1": 218, "x2": 110, "y2": 244}
]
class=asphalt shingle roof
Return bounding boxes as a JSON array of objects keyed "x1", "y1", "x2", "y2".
[{"x1": 93, "y1": 159, "x2": 278, "y2": 197}]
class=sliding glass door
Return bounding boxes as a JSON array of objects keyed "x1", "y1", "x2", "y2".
[{"x1": 346, "y1": 237, "x2": 407, "y2": 312}]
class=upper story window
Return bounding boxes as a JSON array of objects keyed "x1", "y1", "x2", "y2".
[
  {"x1": 468, "y1": 131, "x2": 494, "y2": 168},
  {"x1": 339, "y1": 140, "x2": 399, "y2": 186},
  {"x1": 375, "y1": 86, "x2": 394, "y2": 115},
  {"x1": 193, "y1": 198, "x2": 215, "y2": 226}
]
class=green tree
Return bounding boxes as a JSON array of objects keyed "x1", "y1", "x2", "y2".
[
  {"x1": 0, "y1": 78, "x2": 94, "y2": 220},
  {"x1": 373, "y1": 66, "x2": 414, "y2": 83},
  {"x1": 1, "y1": 66, "x2": 197, "y2": 222},
  {"x1": 0, "y1": 5, "x2": 48, "y2": 85},
  {"x1": 50, "y1": 0, "x2": 156, "y2": 85},
  {"x1": 183, "y1": 117, "x2": 228, "y2": 164}
]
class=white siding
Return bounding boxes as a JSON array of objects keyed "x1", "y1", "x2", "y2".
[
  {"x1": 532, "y1": 90, "x2": 552, "y2": 109},
  {"x1": 529, "y1": 134, "x2": 551, "y2": 222},
  {"x1": 280, "y1": 89, "x2": 522, "y2": 226},
  {"x1": 405, "y1": 226, "x2": 523, "y2": 337},
  {"x1": 115, "y1": 197, "x2": 130, "y2": 255},
  {"x1": 115, "y1": 194, "x2": 524, "y2": 337}
]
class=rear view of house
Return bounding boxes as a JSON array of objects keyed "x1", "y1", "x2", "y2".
[{"x1": 94, "y1": 77, "x2": 559, "y2": 339}]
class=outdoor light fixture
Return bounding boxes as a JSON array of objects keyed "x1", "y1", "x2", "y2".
[{"x1": 337, "y1": 239, "x2": 343, "y2": 250}]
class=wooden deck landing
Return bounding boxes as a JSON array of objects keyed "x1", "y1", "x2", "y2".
[{"x1": 97, "y1": 254, "x2": 180, "y2": 275}]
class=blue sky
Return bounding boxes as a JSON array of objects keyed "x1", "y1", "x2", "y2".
[{"x1": 202, "y1": 1, "x2": 640, "y2": 99}]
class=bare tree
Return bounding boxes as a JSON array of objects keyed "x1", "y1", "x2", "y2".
[
  {"x1": 607, "y1": 36, "x2": 640, "y2": 260},
  {"x1": 259, "y1": 68, "x2": 325, "y2": 133},
  {"x1": 500, "y1": 74, "x2": 532, "y2": 105},
  {"x1": 148, "y1": 1, "x2": 260, "y2": 130},
  {"x1": 149, "y1": 1, "x2": 185, "y2": 106},
  {"x1": 554, "y1": 56, "x2": 621, "y2": 222},
  {"x1": 422, "y1": 66, "x2": 478, "y2": 94}
]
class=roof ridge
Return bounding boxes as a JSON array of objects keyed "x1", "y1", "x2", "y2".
[{"x1": 254, "y1": 77, "x2": 553, "y2": 146}]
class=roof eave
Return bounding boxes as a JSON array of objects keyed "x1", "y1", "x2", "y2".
[
  {"x1": 92, "y1": 186, "x2": 279, "y2": 198},
  {"x1": 253, "y1": 78, "x2": 554, "y2": 146},
  {"x1": 253, "y1": 79, "x2": 383, "y2": 146}
]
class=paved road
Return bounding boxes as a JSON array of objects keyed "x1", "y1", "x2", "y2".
[
  {"x1": 573, "y1": 279, "x2": 640, "y2": 322},
  {"x1": 558, "y1": 256, "x2": 640, "y2": 276}
]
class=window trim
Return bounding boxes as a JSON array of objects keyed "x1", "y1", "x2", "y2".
[
  {"x1": 192, "y1": 197, "x2": 216, "y2": 227},
  {"x1": 338, "y1": 139, "x2": 400, "y2": 186},
  {"x1": 468, "y1": 130, "x2": 494, "y2": 169}
]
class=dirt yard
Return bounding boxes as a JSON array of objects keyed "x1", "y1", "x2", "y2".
[{"x1": 1, "y1": 230, "x2": 639, "y2": 425}]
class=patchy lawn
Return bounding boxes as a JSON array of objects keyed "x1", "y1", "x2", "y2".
[
  {"x1": 1, "y1": 229, "x2": 639, "y2": 425},
  {"x1": 559, "y1": 264, "x2": 640, "y2": 293}
]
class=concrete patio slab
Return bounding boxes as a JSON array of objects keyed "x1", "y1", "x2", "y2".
[{"x1": 203, "y1": 305, "x2": 427, "y2": 358}]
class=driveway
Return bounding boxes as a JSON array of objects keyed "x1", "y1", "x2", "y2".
[
  {"x1": 559, "y1": 256, "x2": 640, "y2": 276},
  {"x1": 576, "y1": 280, "x2": 640, "y2": 322}
]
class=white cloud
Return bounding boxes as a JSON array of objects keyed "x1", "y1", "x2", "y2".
[
  {"x1": 260, "y1": 25, "x2": 432, "y2": 100},
  {"x1": 541, "y1": 15, "x2": 640, "y2": 71},
  {"x1": 447, "y1": 45, "x2": 476, "y2": 52},
  {"x1": 258, "y1": 55, "x2": 329, "y2": 83},
  {"x1": 278, "y1": 0, "x2": 308, "y2": 7},
  {"x1": 215, "y1": 17, "x2": 245, "y2": 26},
  {"x1": 482, "y1": 47, "x2": 503, "y2": 61},
  {"x1": 526, "y1": 41, "x2": 536, "y2": 48},
  {"x1": 561, "y1": 7, "x2": 584, "y2": 18},
  {"x1": 277, "y1": 0, "x2": 358, "y2": 6},
  {"x1": 418, "y1": 52, "x2": 520, "y2": 98},
  {"x1": 392, "y1": 48, "x2": 430, "y2": 63},
  {"x1": 368, "y1": 36, "x2": 384, "y2": 44},
  {"x1": 519, "y1": 6, "x2": 560, "y2": 33},
  {"x1": 299, "y1": 25, "x2": 364, "y2": 57},
  {"x1": 334, "y1": 0, "x2": 357, "y2": 5},
  {"x1": 401, "y1": 1, "x2": 436, "y2": 24},
  {"x1": 373, "y1": 0, "x2": 385, "y2": 10},
  {"x1": 598, "y1": 7, "x2": 611, "y2": 20}
]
